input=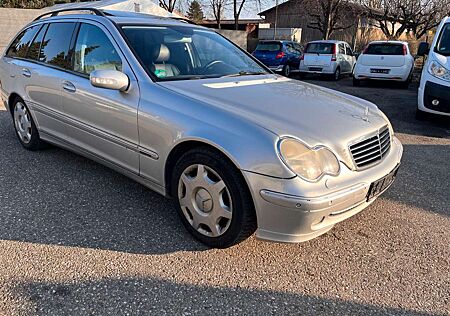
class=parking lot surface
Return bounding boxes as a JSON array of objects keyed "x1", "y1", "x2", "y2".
[{"x1": 0, "y1": 77, "x2": 449, "y2": 315}]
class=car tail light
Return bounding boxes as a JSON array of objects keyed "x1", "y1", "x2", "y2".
[
  {"x1": 276, "y1": 51, "x2": 285, "y2": 59},
  {"x1": 331, "y1": 44, "x2": 337, "y2": 61},
  {"x1": 403, "y1": 44, "x2": 407, "y2": 55}
]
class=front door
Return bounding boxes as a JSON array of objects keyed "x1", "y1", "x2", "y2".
[{"x1": 60, "y1": 22, "x2": 140, "y2": 174}]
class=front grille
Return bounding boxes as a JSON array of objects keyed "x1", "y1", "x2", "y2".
[{"x1": 349, "y1": 126, "x2": 391, "y2": 169}]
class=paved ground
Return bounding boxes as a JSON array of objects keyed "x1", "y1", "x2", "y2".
[{"x1": 0, "y1": 77, "x2": 449, "y2": 316}]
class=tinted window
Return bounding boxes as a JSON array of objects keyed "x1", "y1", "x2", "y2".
[
  {"x1": 40, "y1": 22, "x2": 75, "y2": 69},
  {"x1": 6, "y1": 25, "x2": 40, "y2": 58},
  {"x1": 255, "y1": 42, "x2": 282, "y2": 52},
  {"x1": 305, "y1": 43, "x2": 334, "y2": 54},
  {"x1": 436, "y1": 23, "x2": 450, "y2": 56},
  {"x1": 28, "y1": 24, "x2": 48, "y2": 61},
  {"x1": 365, "y1": 43, "x2": 404, "y2": 55},
  {"x1": 346, "y1": 45, "x2": 353, "y2": 56},
  {"x1": 73, "y1": 23, "x2": 122, "y2": 75},
  {"x1": 339, "y1": 44, "x2": 345, "y2": 54}
]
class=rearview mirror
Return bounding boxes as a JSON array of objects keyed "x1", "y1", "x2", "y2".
[
  {"x1": 90, "y1": 70, "x2": 129, "y2": 92},
  {"x1": 417, "y1": 42, "x2": 430, "y2": 57}
]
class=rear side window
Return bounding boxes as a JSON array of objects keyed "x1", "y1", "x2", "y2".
[
  {"x1": 255, "y1": 42, "x2": 281, "y2": 52},
  {"x1": 6, "y1": 25, "x2": 40, "y2": 58},
  {"x1": 28, "y1": 24, "x2": 48, "y2": 61},
  {"x1": 73, "y1": 23, "x2": 122, "y2": 75},
  {"x1": 338, "y1": 44, "x2": 345, "y2": 54},
  {"x1": 365, "y1": 43, "x2": 404, "y2": 55},
  {"x1": 39, "y1": 22, "x2": 76, "y2": 69},
  {"x1": 305, "y1": 43, "x2": 334, "y2": 54}
]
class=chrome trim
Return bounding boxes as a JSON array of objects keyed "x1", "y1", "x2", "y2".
[{"x1": 348, "y1": 125, "x2": 391, "y2": 170}]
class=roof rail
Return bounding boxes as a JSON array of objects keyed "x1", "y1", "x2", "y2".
[{"x1": 34, "y1": 8, "x2": 107, "y2": 21}]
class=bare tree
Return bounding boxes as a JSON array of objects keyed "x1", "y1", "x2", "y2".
[
  {"x1": 306, "y1": 0, "x2": 360, "y2": 40},
  {"x1": 159, "y1": 0, "x2": 177, "y2": 12},
  {"x1": 366, "y1": 0, "x2": 450, "y2": 40},
  {"x1": 210, "y1": 0, "x2": 227, "y2": 28}
]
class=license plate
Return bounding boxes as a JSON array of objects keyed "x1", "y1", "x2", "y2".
[
  {"x1": 309, "y1": 67, "x2": 323, "y2": 72},
  {"x1": 366, "y1": 165, "x2": 400, "y2": 201},
  {"x1": 370, "y1": 69, "x2": 390, "y2": 74}
]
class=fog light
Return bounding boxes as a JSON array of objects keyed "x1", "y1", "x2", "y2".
[{"x1": 432, "y1": 99, "x2": 440, "y2": 106}]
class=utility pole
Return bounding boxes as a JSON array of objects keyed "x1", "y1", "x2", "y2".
[{"x1": 273, "y1": 0, "x2": 278, "y2": 39}]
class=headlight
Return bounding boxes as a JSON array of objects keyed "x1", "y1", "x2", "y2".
[
  {"x1": 429, "y1": 60, "x2": 450, "y2": 81},
  {"x1": 278, "y1": 138, "x2": 340, "y2": 181}
]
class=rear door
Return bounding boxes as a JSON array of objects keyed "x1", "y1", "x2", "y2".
[
  {"x1": 337, "y1": 43, "x2": 350, "y2": 72},
  {"x1": 286, "y1": 42, "x2": 301, "y2": 68},
  {"x1": 345, "y1": 43, "x2": 356, "y2": 71},
  {"x1": 303, "y1": 42, "x2": 334, "y2": 67},
  {"x1": 359, "y1": 43, "x2": 406, "y2": 67},
  {"x1": 60, "y1": 21, "x2": 140, "y2": 173},
  {"x1": 18, "y1": 21, "x2": 77, "y2": 139}
]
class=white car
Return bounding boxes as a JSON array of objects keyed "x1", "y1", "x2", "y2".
[
  {"x1": 417, "y1": 16, "x2": 450, "y2": 117},
  {"x1": 299, "y1": 40, "x2": 356, "y2": 80},
  {"x1": 353, "y1": 41, "x2": 415, "y2": 88}
]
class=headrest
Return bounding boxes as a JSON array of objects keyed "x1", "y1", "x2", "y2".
[{"x1": 153, "y1": 44, "x2": 170, "y2": 63}]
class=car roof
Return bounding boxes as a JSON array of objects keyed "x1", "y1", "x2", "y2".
[
  {"x1": 307, "y1": 40, "x2": 345, "y2": 44},
  {"x1": 259, "y1": 40, "x2": 297, "y2": 44},
  {"x1": 32, "y1": 8, "x2": 204, "y2": 29}
]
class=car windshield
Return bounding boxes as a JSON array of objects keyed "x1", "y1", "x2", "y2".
[
  {"x1": 436, "y1": 23, "x2": 450, "y2": 56},
  {"x1": 305, "y1": 43, "x2": 334, "y2": 54},
  {"x1": 365, "y1": 43, "x2": 404, "y2": 55},
  {"x1": 255, "y1": 42, "x2": 282, "y2": 51},
  {"x1": 121, "y1": 25, "x2": 268, "y2": 81}
]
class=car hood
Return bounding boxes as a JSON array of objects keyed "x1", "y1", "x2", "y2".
[{"x1": 158, "y1": 75, "x2": 390, "y2": 167}]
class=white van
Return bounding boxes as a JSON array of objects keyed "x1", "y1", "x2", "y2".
[{"x1": 417, "y1": 17, "x2": 450, "y2": 117}]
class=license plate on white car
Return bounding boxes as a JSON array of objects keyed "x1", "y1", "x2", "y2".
[
  {"x1": 366, "y1": 165, "x2": 400, "y2": 201},
  {"x1": 370, "y1": 69, "x2": 390, "y2": 74}
]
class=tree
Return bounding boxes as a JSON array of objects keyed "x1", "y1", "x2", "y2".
[
  {"x1": 232, "y1": 0, "x2": 261, "y2": 30},
  {"x1": 210, "y1": 0, "x2": 227, "y2": 29},
  {"x1": 306, "y1": 0, "x2": 360, "y2": 40},
  {"x1": 187, "y1": 0, "x2": 204, "y2": 22},
  {"x1": 365, "y1": 0, "x2": 450, "y2": 40},
  {"x1": 159, "y1": 0, "x2": 177, "y2": 12}
]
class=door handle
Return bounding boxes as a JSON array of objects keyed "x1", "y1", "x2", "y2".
[
  {"x1": 22, "y1": 68, "x2": 31, "y2": 78},
  {"x1": 62, "y1": 81, "x2": 76, "y2": 93}
]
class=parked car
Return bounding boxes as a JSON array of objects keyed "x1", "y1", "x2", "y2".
[
  {"x1": 252, "y1": 40, "x2": 302, "y2": 77},
  {"x1": 416, "y1": 16, "x2": 450, "y2": 117},
  {"x1": 299, "y1": 40, "x2": 356, "y2": 80},
  {"x1": 353, "y1": 41, "x2": 415, "y2": 88},
  {"x1": 0, "y1": 9, "x2": 403, "y2": 248}
]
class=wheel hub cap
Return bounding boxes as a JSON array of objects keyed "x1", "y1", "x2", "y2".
[{"x1": 178, "y1": 164, "x2": 233, "y2": 237}]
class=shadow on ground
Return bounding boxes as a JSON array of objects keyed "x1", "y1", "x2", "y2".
[{"x1": 12, "y1": 277, "x2": 436, "y2": 316}]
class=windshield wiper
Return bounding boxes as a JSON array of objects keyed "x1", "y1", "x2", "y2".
[{"x1": 220, "y1": 71, "x2": 267, "y2": 78}]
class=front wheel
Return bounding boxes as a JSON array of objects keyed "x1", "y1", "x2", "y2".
[{"x1": 171, "y1": 147, "x2": 257, "y2": 248}]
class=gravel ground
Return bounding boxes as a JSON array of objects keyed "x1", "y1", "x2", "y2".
[{"x1": 0, "y1": 77, "x2": 449, "y2": 316}]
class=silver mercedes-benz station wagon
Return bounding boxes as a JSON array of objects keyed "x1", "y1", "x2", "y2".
[{"x1": 0, "y1": 9, "x2": 403, "y2": 248}]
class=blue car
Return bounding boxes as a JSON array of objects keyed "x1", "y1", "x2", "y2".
[{"x1": 252, "y1": 40, "x2": 303, "y2": 77}]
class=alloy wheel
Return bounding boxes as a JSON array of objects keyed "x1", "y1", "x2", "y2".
[
  {"x1": 178, "y1": 164, "x2": 233, "y2": 237},
  {"x1": 14, "y1": 102, "x2": 32, "y2": 144}
]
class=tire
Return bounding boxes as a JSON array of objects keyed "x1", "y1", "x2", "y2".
[
  {"x1": 11, "y1": 97, "x2": 44, "y2": 150},
  {"x1": 353, "y1": 77, "x2": 361, "y2": 87},
  {"x1": 282, "y1": 64, "x2": 290, "y2": 77},
  {"x1": 171, "y1": 147, "x2": 257, "y2": 248},
  {"x1": 333, "y1": 67, "x2": 341, "y2": 81}
]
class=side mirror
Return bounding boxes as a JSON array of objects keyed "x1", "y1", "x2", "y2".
[
  {"x1": 90, "y1": 70, "x2": 129, "y2": 92},
  {"x1": 417, "y1": 42, "x2": 430, "y2": 57}
]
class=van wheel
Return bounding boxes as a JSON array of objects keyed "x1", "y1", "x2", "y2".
[
  {"x1": 171, "y1": 147, "x2": 257, "y2": 248},
  {"x1": 333, "y1": 67, "x2": 340, "y2": 81},
  {"x1": 12, "y1": 98, "x2": 44, "y2": 150},
  {"x1": 282, "y1": 65, "x2": 290, "y2": 77}
]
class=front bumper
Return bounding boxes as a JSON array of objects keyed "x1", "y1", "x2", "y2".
[
  {"x1": 243, "y1": 136, "x2": 403, "y2": 243},
  {"x1": 354, "y1": 64, "x2": 411, "y2": 81},
  {"x1": 418, "y1": 80, "x2": 450, "y2": 115},
  {"x1": 269, "y1": 65, "x2": 284, "y2": 72}
]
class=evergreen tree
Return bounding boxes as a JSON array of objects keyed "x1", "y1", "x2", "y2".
[{"x1": 186, "y1": 0, "x2": 204, "y2": 22}]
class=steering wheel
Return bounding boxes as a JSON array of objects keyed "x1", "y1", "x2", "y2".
[{"x1": 204, "y1": 60, "x2": 227, "y2": 72}]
